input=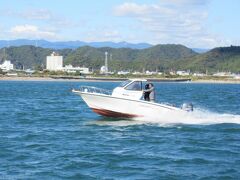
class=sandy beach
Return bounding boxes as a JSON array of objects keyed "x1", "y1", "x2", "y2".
[
  {"x1": 0, "y1": 76, "x2": 64, "y2": 81},
  {"x1": 1, "y1": 76, "x2": 240, "y2": 84},
  {"x1": 0, "y1": 76, "x2": 126, "y2": 82},
  {"x1": 191, "y1": 79, "x2": 240, "y2": 84}
]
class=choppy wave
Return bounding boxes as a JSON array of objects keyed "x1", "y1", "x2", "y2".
[{"x1": 1, "y1": 81, "x2": 239, "y2": 179}]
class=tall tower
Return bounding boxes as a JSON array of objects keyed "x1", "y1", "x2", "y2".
[
  {"x1": 3, "y1": 48, "x2": 6, "y2": 60},
  {"x1": 105, "y1": 51, "x2": 108, "y2": 73},
  {"x1": 110, "y1": 53, "x2": 112, "y2": 61}
]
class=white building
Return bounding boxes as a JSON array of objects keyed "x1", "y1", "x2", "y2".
[
  {"x1": 193, "y1": 73, "x2": 206, "y2": 77},
  {"x1": 234, "y1": 74, "x2": 240, "y2": 79},
  {"x1": 117, "y1": 71, "x2": 130, "y2": 75},
  {"x1": 25, "y1": 69, "x2": 35, "y2": 74},
  {"x1": 145, "y1": 70, "x2": 158, "y2": 75},
  {"x1": 213, "y1": 72, "x2": 232, "y2": 77},
  {"x1": 169, "y1": 71, "x2": 176, "y2": 75},
  {"x1": 176, "y1": 70, "x2": 190, "y2": 76},
  {"x1": 132, "y1": 71, "x2": 143, "y2": 75},
  {"x1": 46, "y1": 52, "x2": 63, "y2": 71},
  {"x1": 0, "y1": 60, "x2": 14, "y2": 71},
  {"x1": 63, "y1": 64, "x2": 90, "y2": 74},
  {"x1": 100, "y1": 66, "x2": 107, "y2": 74}
]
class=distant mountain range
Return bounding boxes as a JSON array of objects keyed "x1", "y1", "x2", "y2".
[
  {"x1": 0, "y1": 44, "x2": 239, "y2": 72},
  {"x1": 191, "y1": 48, "x2": 210, "y2": 53},
  {"x1": 0, "y1": 39, "x2": 209, "y2": 53},
  {"x1": 0, "y1": 39, "x2": 152, "y2": 50}
]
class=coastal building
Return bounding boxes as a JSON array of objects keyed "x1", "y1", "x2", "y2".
[
  {"x1": 46, "y1": 52, "x2": 63, "y2": 71},
  {"x1": 0, "y1": 60, "x2": 14, "y2": 71},
  {"x1": 63, "y1": 64, "x2": 90, "y2": 74},
  {"x1": 234, "y1": 74, "x2": 240, "y2": 79},
  {"x1": 169, "y1": 71, "x2": 176, "y2": 75},
  {"x1": 6, "y1": 72, "x2": 17, "y2": 76},
  {"x1": 145, "y1": 71, "x2": 158, "y2": 75},
  {"x1": 117, "y1": 71, "x2": 130, "y2": 75},
  {"x1": 132, "y1": 71, "x2": 143, "y2": 75},
  {"x1": 193, "y1": 73, "x2": 206, "y2": 77},
  {"x1": 176, "y1": 70, "x2": 190, "y2": 76},
  {"x1": 25, "y1": 69, "x2": 35, "y2": 74},
  {"x1": 213, "y1": 72, "x2": 232, "y2": 77},
  {"x1": 100, "y1": 66, "x2": 107, "y2": 74}
]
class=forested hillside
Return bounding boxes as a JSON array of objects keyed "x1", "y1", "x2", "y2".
[{"x1": 0, "y1": 45, "x2": 239, "y2": 73}]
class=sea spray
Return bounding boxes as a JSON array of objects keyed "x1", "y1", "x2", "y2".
[{"x1": 133, "y1": 107, "x2": 240, "y2": 125}]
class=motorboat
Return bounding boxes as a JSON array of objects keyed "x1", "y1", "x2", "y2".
[{"x1": 72, "y1": 79, "x2": 193, "y2": 118}]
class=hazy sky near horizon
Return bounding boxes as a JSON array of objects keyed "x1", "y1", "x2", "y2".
[{"x1": 0, "y1": 0, "x2": 239, "y2": 48}]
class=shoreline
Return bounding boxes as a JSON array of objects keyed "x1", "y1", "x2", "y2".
[
  {"x1": 0, "y1": 76, "x2": 240, "y2": 84},
  {"x1": 191, "y1": 79, "x2": 240, "y2": 84}
]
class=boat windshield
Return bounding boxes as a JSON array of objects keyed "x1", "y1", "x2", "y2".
[
  {"x1": 118, "y1": 80, "x2": 131, "y2": 87},
  {"x1": 125, "y1": 81, "x2": 142, "y2": 91}
]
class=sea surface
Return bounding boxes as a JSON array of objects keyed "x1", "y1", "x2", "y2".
[{"x1": 0, "y1": 81, "x2": 239, "y2": 179}]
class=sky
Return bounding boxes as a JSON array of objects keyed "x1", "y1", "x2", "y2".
[{"x1": 0, "y1": 0, "x2": 239, "y2": 48}]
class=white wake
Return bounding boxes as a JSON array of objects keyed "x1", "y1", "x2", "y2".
[
  {"x1": 134, "y1": 108, "x2": 240, "y2": 125},
  {"x1": 88, "y1": 108, "x2": 240, "y2": 127}
]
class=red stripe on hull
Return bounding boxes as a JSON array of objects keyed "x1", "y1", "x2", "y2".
[{"x1": 91, "y1": 108, "x2": 140, "y2": 118}]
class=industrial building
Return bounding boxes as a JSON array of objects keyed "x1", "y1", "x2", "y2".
[
  {"x1": 63, "y1": 65, "x2": 90, "y2": 74},
  {"x1": 46, "y1": 52, "x2": 90, "y2": 74},
  {"x1": 46, "y1": 52, "x2": 63, "y2": 71}
]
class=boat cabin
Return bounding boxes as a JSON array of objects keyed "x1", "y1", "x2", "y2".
[{"x1": 112, "y1": 79, "x2": 147, "y2": 100}]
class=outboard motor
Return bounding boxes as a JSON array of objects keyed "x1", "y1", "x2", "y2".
[{"x1": 182, "y1": 103, "x2": 193, "y2": 112}]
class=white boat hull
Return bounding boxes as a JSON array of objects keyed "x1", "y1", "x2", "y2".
[{"x1": 75, "y1": 91, "x2": 184, "y2": 118}]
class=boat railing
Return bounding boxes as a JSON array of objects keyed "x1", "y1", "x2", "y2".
[{"x1": 78, "y1": 86, "x2": 112, "y2": 95}]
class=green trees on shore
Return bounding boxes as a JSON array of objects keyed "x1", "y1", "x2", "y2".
[{"x1": 0, "y1": 45, "x2": 239, "y2": 73}]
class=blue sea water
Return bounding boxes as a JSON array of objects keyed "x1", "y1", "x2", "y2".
[{"x1": 0, "y1": 80, "x2": 239, "y2": 179}]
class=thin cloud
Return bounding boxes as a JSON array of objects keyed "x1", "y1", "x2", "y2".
[
  {"x1": 3, "y1": 8, "x2": 77, "y2": 28},
  {"x1": 2, "y1": 8, "x2": 52, "y2": 20},
  {"x1": 1, "y1": 8, "x2": 82, "y2": 40},
  {"x1": 113, "y1": 1, "x2": 225, "y2": 48},
  {"x1": 21, "y1": 9, "x2": 78, "y2": 27},
  {"x1": 9, "y1": 24, "x2": 57, "y2": 40},
  {"x1": 20, "y1": 9, "x2": 53, "y2": 20}
]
